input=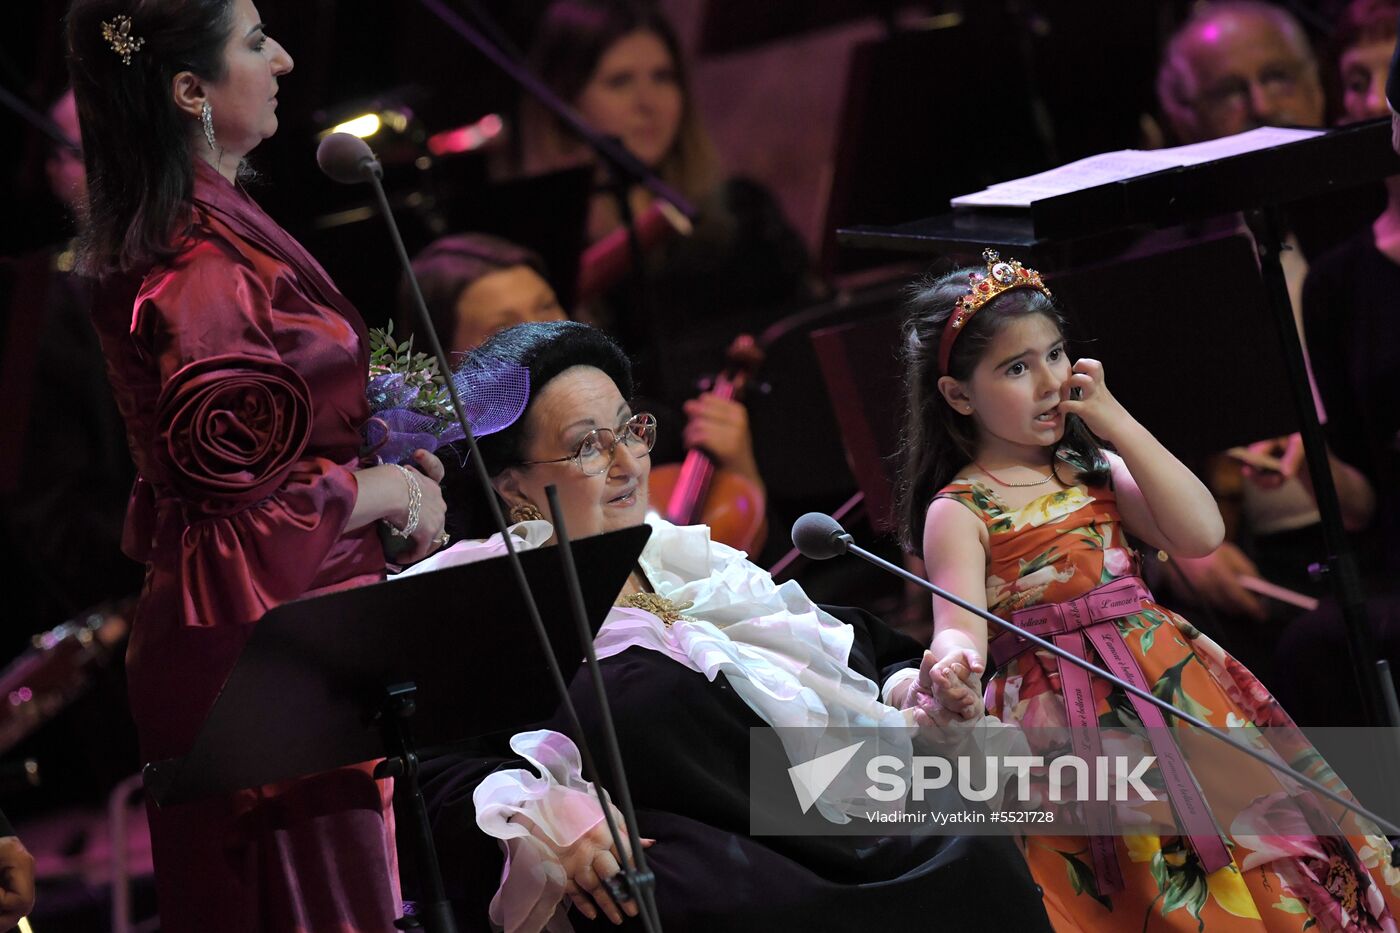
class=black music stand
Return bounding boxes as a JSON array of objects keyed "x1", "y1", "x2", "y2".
[
  {"x1": 837, "y1": 119, "x2": 1400, "y2": 729},
  {"x1": 143, "y1": 525, "x2": 649, "y2": 933}
]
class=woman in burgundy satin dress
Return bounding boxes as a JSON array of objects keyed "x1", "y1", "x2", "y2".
[{"x1": 67, "y1": 0, "x2": 447, "y2": 928}]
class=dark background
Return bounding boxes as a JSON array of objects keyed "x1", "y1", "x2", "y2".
[{"x1": 1, "y1": 0, "x2": 1355, "y2": 321}]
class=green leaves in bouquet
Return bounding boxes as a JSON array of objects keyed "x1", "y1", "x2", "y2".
[{"x1": 368, "y1": 323, "x2": 454, "y2": 421}]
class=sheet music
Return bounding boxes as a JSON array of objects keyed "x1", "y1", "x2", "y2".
[
  {"x1": 951, "y1": 126, "x2": 1324, "y2": 208},
  {"x1": 1159, "y1": 126, "x2": 1324, "y2": 165}
]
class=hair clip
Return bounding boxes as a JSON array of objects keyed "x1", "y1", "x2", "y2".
[{"x1": 101, "y1": 15, "x2": 145, "y2": 66}]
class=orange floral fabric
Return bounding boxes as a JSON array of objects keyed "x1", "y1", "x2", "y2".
[{"x1": 936, "y1": 476, "x2": 1400, "y2": 932}]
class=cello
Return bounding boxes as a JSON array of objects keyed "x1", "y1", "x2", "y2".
[{"x1": 649, "y1": 335, "x2": 768, "y2": 552}]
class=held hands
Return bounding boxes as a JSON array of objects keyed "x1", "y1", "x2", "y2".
[
  {"x1": 902, "y1": 649, "x2": 985, "y2": 748},
  {"x1": 1056, "y1": 359, "x2": 1132, "y2": 441},
  {"x1": 0, "y1": 834, "x2": 35, "y2": 929},
  {"x1": 682, "y1": 393, "x2": 763, "y2": 489}
]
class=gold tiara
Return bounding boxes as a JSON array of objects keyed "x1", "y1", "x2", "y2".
[
  {"x1": 101, "y1": 15, "x2": 145, "y2": 66},
  {"x1": 938, "y1": 248, "x2": 1053, "y2": 374}
]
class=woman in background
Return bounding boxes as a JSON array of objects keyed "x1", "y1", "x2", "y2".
[
  {"x1": 517, "y1": 0, "x2": 822, "y2": 405},
  {"x1": 396, "y1": 233, "x2": 567, "y2": 355}
]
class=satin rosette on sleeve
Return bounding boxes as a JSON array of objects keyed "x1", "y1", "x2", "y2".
[{"x1": 156, "y1": 353, "x2": 313, "y2": 515}]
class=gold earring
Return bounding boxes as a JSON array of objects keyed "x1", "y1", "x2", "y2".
[{"x1": 509, "y1": 502, "x2": 545, "y2": 523}]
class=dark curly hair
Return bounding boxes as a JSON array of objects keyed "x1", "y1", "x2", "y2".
[
  {"x1": 443, "y1": 320, "x2": 634, "y2": 537},
  {"x1": 894, "y1": 267, "x2": 1108, "y2": 555}
]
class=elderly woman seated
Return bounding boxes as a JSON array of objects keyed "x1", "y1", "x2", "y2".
[{"x1": 408, "y1": 321, "x2": 1048, "y2": 932}]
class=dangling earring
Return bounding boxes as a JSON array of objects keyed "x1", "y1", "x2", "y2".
[
  {"x1": 509, "y1": 502, "x2": 545, "y2": 524},
  {"x1": 200, "y1": 101, "x2": 217, "y2": 151}
]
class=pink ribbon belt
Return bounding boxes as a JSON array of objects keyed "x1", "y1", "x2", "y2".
[{"x1": 990, "y1": 575, "x2": 1230, "y2": 896}]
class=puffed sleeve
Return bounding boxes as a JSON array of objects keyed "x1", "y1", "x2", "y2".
[{"x1": 132, "y1": 237, "x2": 365, "y2": 627}]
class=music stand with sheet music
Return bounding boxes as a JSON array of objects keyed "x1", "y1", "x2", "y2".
[
  {"x1": 143, "y1": 524, "x2": 649, "y2": 933},
  {"x1": 836, "y1": 119, "x2": 1400, "y2": 729}
]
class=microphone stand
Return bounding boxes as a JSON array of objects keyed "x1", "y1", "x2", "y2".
[
  {"x1": 547, "y1": 486, "x2": 660, "y2": 928},
  {"x1": 414, "y1": 0, "x2": 696, "y2": 345},
  {"x1": 352, "y1": 149, "x2": 662, "y2": 931},
  {"x1": 807, "y1": 521, "x2": 1400, "y2": 840}
]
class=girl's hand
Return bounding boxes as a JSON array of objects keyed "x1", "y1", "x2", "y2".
[
  {"x1": 904, "y1": 649, "x2": 984, "y2": 720},
  {"x1": 1057, "y1": 358, "x2": 1132, "y2": 442},
  {"x1": 928, "y1": 647, "x2": 985, "y2": 718},
  {"x1": 905, "y1": 649, "x2": 985, "y2": 748}
]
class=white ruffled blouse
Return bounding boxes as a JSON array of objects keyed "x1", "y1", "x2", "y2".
[{"x1": 396, "y1": 516, "x2": 919, "y2": 931}]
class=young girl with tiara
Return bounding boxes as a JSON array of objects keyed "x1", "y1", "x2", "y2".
[{"x1": 892, "y1": 250, "x2": 1400, "y2": 932}]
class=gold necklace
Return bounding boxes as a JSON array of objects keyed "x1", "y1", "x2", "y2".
[
  {"x1": 975, "y1": 461, "x2": 1055, "y2": 488},
  {"x1": 615, "y1": 592, "x2": 695, "y2": 627}
]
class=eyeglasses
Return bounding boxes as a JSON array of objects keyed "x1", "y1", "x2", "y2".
[{"x1": 520, "y1": 412, "x2": 657, "y2": 476}]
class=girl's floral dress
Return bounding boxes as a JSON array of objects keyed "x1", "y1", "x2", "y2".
[{"x1": 936, "y1": 469, "x2": 1400, "y2": 932}]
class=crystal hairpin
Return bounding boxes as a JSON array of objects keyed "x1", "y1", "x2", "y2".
[{"x1": 101, "y1": 15, "x2": 145, "y2": 66}]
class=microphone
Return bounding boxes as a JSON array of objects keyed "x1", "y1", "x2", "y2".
[
  {"x1": 791, "y1": 511, "x2": 853, "y2": 560},
  {"x1": 316, "y1": 132, "x2": 383, "y2": 185},
  {"x1": 789, "y1": 513, "x2": 1400, "y2": 837}
]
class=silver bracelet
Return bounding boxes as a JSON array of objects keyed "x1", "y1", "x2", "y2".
[{"x1": 386, "y1": 464, "x2": 422, "y2": 539}]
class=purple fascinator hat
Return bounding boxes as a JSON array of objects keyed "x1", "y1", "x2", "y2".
[{"x1": 364, "y1": 328, "x2": 530, "y2": 464}]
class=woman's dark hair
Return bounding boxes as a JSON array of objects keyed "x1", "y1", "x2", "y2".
[
  {"x1": 443, "y1": 320, "x2": 634, "y2": 537},
  {"x1": 396, "y1": 233, "x2": 550, "y2": 344},
  {"x1": 521, "y1": 0, "x2": 719, "y2": 202},
  {"x1": 66, "y1": 0, "x2": 235, "y2": 275},
  {"x1": 894, "y1": 268, "x2": 1109, "y2": 555}
]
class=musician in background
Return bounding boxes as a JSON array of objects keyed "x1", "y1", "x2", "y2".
[
  {"x1": 1157, "y1": 0, "x2": 1324, "y2": 145},
  {"x1": 514, "y1": 0, "x2": 823, "y2": 407},
  {"x1": 0, "y1": 88, "x2": 144, "y2": 823},
  {"x1": 1151, "y1": 2, "x2": 1332, "y2": 644},
  {"x1": 1272, "y1": 0, "x2": 1400, "y2": 725},
  {"x1": 400, "y1": 232, "x2": 765, "y2": 517},
  {"x1": 395, "y1": 233, "x2": 567, "y2": 354},
  {"x1": 0, "y1": 89, "x2": 140, "y2": 640}
]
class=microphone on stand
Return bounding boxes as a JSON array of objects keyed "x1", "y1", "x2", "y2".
[
  {"x1": 317, "y1": 133, "x2": 661, "y2": 932},
  {"x1": 789, "y1": 512, "x2": 1400, "y2": 837},
  {"x1": 790, "y1": 512, "x2": 853, "y2": 560},
  {"x1": 316, "y1": 131, "x2": 383, "y2": 184}
]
